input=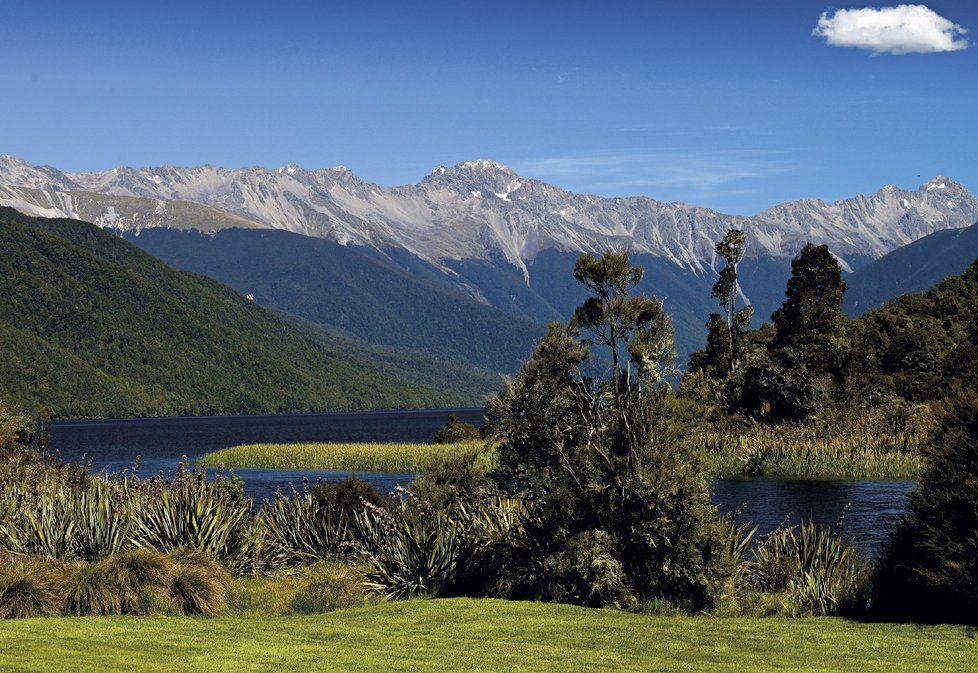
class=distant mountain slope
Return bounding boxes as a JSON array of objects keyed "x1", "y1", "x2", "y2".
[
  {"x1": 124, "y1": 226, "x2": 800, "y2": 364},
  {"x1": 123, "y1": 227, "x2": 547, "y2": 374},
  {"x1": 0, "y1": 208, "x2": 480, "y2": 418},
  {"x1": 0, "y1": 182, "x2": 268, "y2": 233},
  {"x1": 845, "y1": 220, "x2": 978, "y2": 316}
]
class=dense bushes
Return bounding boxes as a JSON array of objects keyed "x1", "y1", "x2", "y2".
[
  {"x1": 871, "y1": 388, "x2": 978, "y2": 623},
  {"x1": 432, "y1": 414, "x2": 481, "y2": 444}
]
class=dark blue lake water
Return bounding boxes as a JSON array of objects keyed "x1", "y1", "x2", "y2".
[{"x1": 48, "y1": 408, "x2": 913, "y2": 556}]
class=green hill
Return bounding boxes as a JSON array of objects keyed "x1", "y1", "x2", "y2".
[
  {"x1": 0, "y1": 208, "x2": 480, "y2": 418},
  {"x1": 851, "y1": 256, "x2": 978, "y2": 402}
]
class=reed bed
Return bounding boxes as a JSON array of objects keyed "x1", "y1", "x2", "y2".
[
  {"x1": 199, "y1": 441, "x2": 485, "y2": 473},
  {"x1": 701, "y1": 407, "x2": 930, "y2": 479}
]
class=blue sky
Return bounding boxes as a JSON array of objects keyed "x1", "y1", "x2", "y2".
[{"x1": 1, "y1": 1, "x2": 976, "y2": 214}]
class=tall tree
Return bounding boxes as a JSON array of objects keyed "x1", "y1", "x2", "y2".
[
  {"x1": 771, "y1": 242, "x2": 847, "y2": 370},
  {"x1": 490, "y1": 251, "x2": 728, "y2": 611},
  {"x1": 710, "y1": 229, "x2": 752, "y2": 373},
  {"x1": 735, "y1": 242, "x2": 849, "y2": 421},
  {"x1": 572, "y1": 250, "x2": 673, "y2": 456}
]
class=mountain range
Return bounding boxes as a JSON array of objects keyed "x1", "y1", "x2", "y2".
[
  {"x1": 2, "y1": 156, "x2": 976, "y2": 276},
  {"x1": 3, "y1": 154, "x2": 977, "y2": 387}
]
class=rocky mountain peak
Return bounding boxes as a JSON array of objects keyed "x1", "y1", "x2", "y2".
[
  {"x1": 920, "y1": 176, "x2": 964, "y2": 193},
  {"x1": 0, "y1": 155, "x2": 76, "y2": 191},
  {"x1": 276, "y1": 163, "x2": 305, "y2": 176},
  {"x1": 423, "y1": 159, "x2": 525, "y2": 200}
]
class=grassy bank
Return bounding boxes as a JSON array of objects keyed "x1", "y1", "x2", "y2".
[
  {"x1": 198, "y1": 441, "x2": 482, "y2": 473},
  {"x1": 201, "y1": 434, "x2": 921, "y2": 480},
  {"x1": 0, "y1": 598, "x2": 974, "y2": 672}
]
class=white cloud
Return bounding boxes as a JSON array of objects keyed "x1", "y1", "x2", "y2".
[{"x1": 813, "y1": 4, "x2": 968, "y2": 55}]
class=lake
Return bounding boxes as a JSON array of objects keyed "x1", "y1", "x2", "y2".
[{"x1": 48, "y1": 408, "x2": 913, "y2": 556}]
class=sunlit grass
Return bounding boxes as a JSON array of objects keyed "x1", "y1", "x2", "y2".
[
  {"x1": 199, "y1": 441, "x2": 484, "y2": 473},
  {"x1": 0, "y1": 598, "x2": 975, "y2": 672}
]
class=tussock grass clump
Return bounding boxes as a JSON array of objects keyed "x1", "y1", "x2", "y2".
[
  {"x1": 61, "y1": 562, "x2": 120, "y2": 616},
  {"x1": 170, "y1": 565, "x2": 229, "y2": 615},
  {"x1": 289, "y1": 563, "x2": 366, "y2": 614},
  {"x1": 101, "y1": 549, "x2": 176, "y2": 614},
  {"x1": 0, "y1": 557, "x2": 63, "y2": 619},
  {"x1": 198, "y1": 441, "x2": 484, "y2": 473},
  {"x1": 168, "y1": 549, "x2": 231, "y2": 615}
]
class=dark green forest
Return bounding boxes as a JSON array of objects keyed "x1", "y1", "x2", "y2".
[
  {"x1": 687, "y1": 233, "x2": 978, "y2": 420},
  {"x1": 0, "y1": 208, "x2": 478, "y2": 417}
]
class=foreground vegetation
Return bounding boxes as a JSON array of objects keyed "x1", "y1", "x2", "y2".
[{"x1": 1, "y1": 599, "x2": 975, "y2": 673}]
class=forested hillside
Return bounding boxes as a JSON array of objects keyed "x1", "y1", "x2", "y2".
[
  {"x1": 844, "y1": 220, "x2": 978, "y2": 316},
  {"x1": 125, "y1": 227, "x2": 547, "y2": 375},
  {"x1": 0, "y1": 208, "x2": 479, "y2": 417}
]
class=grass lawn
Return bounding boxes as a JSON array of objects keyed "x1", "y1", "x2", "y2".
[{"x1": 0, "y1": 598, "x2": 975, "y2": 672}]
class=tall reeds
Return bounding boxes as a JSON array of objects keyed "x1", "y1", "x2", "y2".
[{"x1": 701, "y1": 404, "x2": 931, "y2": 479}]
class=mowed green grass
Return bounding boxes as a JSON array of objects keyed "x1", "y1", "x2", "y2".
[
  {"x1": 198, "y1": 441, "x2": 481, "y2": 472},
  {"x1": 0, "y1": 599, "x2": 975, "y2": 673}
]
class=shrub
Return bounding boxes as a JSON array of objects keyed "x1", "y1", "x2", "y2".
[
  {"x1": 540, "y1": 529, "x2": 631, "y2": 608},
  {"x1": 743, "y1": 520, "x2": 868, "y2": 617},
  {"x1": 129, "y1": 477, "x2": 250, "y2": 561},
  {"x1": 74, "y1": 479, "x2": 128, "y2": 562},
  {"x1": 871, "y1": 388, "x2": 978, "y2": 623},
  {"x1": 258, "y1": 490, "x2": 350, "y2": 568},
  {"x1": 0, "y1": 486, "x2": 77, "y2": 561},
  {"x1": 433, "y1": 415, "x2": 481, "y2": 444},
  {"x1": 411, "y1": 445, "x2": 493, "y2": 511},
  {"x1": 311, "y1": 477, "x2": 383, "y2": 521},
  {"x1": 356, "y1": 495, "x2": 517, "y2": 600}
]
